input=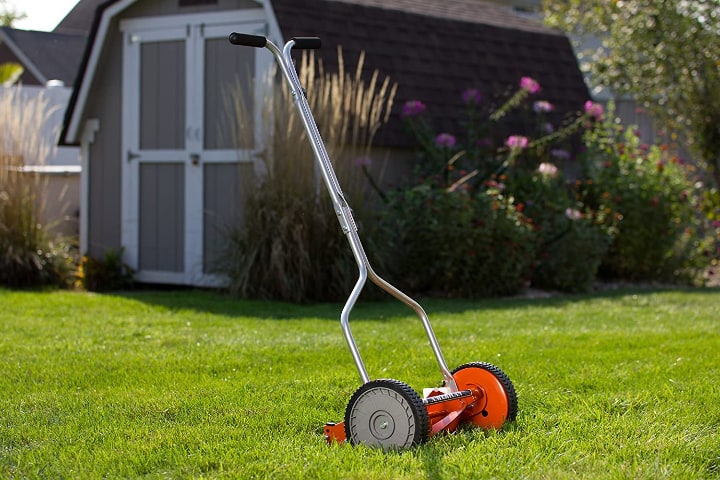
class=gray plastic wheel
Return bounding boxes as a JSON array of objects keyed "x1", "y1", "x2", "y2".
[{"x1": 344, "y1": 379, "x2": 429, "y2": 449}]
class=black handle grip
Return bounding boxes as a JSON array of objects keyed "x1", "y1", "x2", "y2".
[
  {"x1": 228, "y1": 32, "x2": 267, "y2": 48},
  {"x1": 292, "y1": 37, "x2": 321, "y2": 49}
]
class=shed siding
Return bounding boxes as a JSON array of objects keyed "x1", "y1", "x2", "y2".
[
  {"x1": 84, "y1": 0, "x2": 261, "y2": 266},
  {"x1": 139, "y1": 163, "x2": 185, "y2": 271},
  {"x1": 202, "y1": 162, "x2": 254, "y2": 272},
  {"x1": 86, "y1": 17, "x2": 124, "y2": 258},
  {"x1": 140, "y1": 39, "x2": 186, "y2": 150},
  {"x1": 204, "y1": 37, "x2": 255, "y2": 150}
]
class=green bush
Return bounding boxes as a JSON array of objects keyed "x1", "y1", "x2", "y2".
[
  {"x1": 377, "y1": 185, "x2": 535, "y2": 297},
  {"x1": 530, "y1": 213, "x2": 612, "y2": 293},
  {"x1": 388, "y1": 81, "x2": 608, "y2": 295},
  {"x1": 75, "y1": 248, "x2": 134, "y2": 292},
  {"x1": 502, "y1": 157, "x2": 613, "y2": 293},
  {"x1": 579, "y1": 110, "x2": 711, "y2": 283}
]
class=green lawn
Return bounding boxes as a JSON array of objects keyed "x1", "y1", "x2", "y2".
[{"x1": 1, "y1": 287, "x2": 719, "y2": 479}]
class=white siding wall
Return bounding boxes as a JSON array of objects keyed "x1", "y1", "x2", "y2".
[{"x1": 1, "y1": 84, "x2": 81, "y2": 236}]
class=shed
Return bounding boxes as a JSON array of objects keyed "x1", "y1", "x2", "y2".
[{"x1": 59, "y1": 0, "x2": 589, "y2": 287}]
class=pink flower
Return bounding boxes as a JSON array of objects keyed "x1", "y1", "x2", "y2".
[
  {"x1": 353, "y1": 156, "x2": 372, "y2": 168},
  {"x1": 435, "y1": 133, "x2": 457, "y2": 148},
  {"x1": 505, "y1": 135, "x2": 529, "y2": 150},
  {"x1": 401, "y1": 100, "x2": 426, "y2": 118},
  {"x1": 538, "y1": 162, "x2": 558, "y2": 177},
  {"x1": 533, "y1": 100, "x2": 554, "y2": 113},
  {"x1": 520, "y1": 76, "x2": 541, "y2": 94},
  {"x1": 584, "y1": 100, "x2": 604, "y2": 120},
  {"x1": 462, "y1": 88, "x2": 482, "y2": 105},
  {"x1": 565, "y1": 208, "x2": 583, "y2": 221}
]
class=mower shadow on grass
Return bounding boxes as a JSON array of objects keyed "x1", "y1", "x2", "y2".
[{"x1": 106, "y1": 284, "x2": 719, "y2": 322}]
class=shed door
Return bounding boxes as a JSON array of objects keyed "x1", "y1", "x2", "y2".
[{"x1": 121, "y1": 13, "x2": 268, "y2": 285}]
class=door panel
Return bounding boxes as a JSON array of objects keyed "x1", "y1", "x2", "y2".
[
  {"x1": 202, "y1": 163, "x2": 254, "y2": 273},
  {"x1": 140, "y1": 40, "x2": 186, "y2": 150},
  {"x1": 139, "y1": 163, "x2": 185, "y2": 272},
  {"x1": 203, "y1": 36, "x2": 255, "y2": 150},
  {"x1": 122, "y1": 12, "x2": 266, "y2": 286}
]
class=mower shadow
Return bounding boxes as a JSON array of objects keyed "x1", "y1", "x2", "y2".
[
  {"x1": 106, "y1": 284, "x2": 718, "y2": 322},
  {"x1": 412, "y1": 421, "x2": 522, "y2": 479}
]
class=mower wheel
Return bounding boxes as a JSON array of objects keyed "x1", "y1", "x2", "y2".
[
  {"x1": 451, "y1": 362, "x2": 518, "y2": 428},
  {"x1": 344, "y1": 379, "x2": 429, "y2": 449}
]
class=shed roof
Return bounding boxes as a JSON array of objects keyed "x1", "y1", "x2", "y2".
[
  {"x1": 0, "y1": 27, "x2": 86, "y2": 86},
  {"x1": 53, "y1": 0, "x2": 109, "y2": 36},
  {"x1": 272, "y1": 0, "x2": 590, "y2": 146},
  {"x1": 59, "y1": 0, "x2": 589, "y2": 147}
]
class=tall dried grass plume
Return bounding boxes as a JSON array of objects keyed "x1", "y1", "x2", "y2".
[
  {"x1": 221, "y1": 48, "x2": 396, "y2": 301},
  {"x1": 0, "y1": 86, "x2": 73, "y2": 287}
]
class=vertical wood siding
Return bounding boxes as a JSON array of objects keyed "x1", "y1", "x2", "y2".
[
  {"x1": 203, "y1": 37, "x2": 255, "y2": 150},
  {"x1": 202, "y1": 162, "x2": 254, "y2": 273},
  {"x1": 139, "y1": 163, "x2": 185, "y2": 271},
  {"x1": 140, "y1": 40, "x2": 186, "y2": 150}
]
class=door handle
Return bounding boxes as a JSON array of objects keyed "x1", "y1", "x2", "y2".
[{"x1": 190, "y1": 153, "x2": 200, "y2": 166}]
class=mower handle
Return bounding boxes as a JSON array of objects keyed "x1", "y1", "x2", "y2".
[
  {"x1": 226, "y1": 33, "x2": 458, "y2": 393},
  {"x1": 229, "y1": 32, "x2": 321, "y2": 50}
]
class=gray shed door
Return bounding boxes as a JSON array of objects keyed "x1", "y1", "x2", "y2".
[{"x1": 121, "y1": 11, "x2": 267, "y2": 285}]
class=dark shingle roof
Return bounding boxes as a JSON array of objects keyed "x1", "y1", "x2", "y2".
[
  {"x1": 59, "y1": 0, "x2": 588, "y2": 148},
  {"x1": 331, "y1": 0, "x2": 555, "y2": 34},
  {"x1": 0, "y1": 27, "x2": 86, "y2": 85},
  {"x1": 53, "y1": 0, "x2": 108, "y2": 36},
  {"x1": 272, "y1": 0, "x2": 589, "y2": 147}
]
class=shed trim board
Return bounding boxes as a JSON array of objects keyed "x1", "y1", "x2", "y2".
[
  {"x1": 119, "y1": 10, "x2": 269, "y2": 286},
  {"x1": 64, "y1": 0, "x2": 135, "y2": 144},
  {"x1": 79, "y1": 118, "x2": 100, "y2": 256}
]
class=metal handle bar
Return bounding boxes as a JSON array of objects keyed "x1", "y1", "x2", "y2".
[
  {"x1": 229, "y1": 33, "x2": 321, "y2": 50},
  {"x1": 228, "y1": 34, "x2": 458, "y2": 392}
]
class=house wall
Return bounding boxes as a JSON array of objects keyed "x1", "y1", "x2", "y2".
[
  {"x1": 41, "y1": 171, "x2": 80, "y2": 237},
  {"x1": 0, "y1": 84, "x2": 81, "y2": 237}
]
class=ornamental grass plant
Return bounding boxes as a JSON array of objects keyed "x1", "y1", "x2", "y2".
[
  {"x1": 222, "y1": 49, "x2": 396, "y2": 302},
  {"x1": 0, "y1": 87, "x2": 73, "y2": 287}
]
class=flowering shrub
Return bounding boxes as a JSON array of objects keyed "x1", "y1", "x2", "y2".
[
  {"x1": 377, "y1": 185, "x2": 535, "y2": 297},
  {"x1": 378, "y1": 77, "x2": 611, "y2": 294},
  {"x1": 373, "y1": 77, "x2": 713, "y2": 293},
  {"x1": 578, "y1": 105, "x2": 716, "y2": 283}
]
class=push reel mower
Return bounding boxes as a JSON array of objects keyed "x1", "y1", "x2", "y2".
[{"x1": 229, "y1": 33, "x2": 517, "y2": 449}]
